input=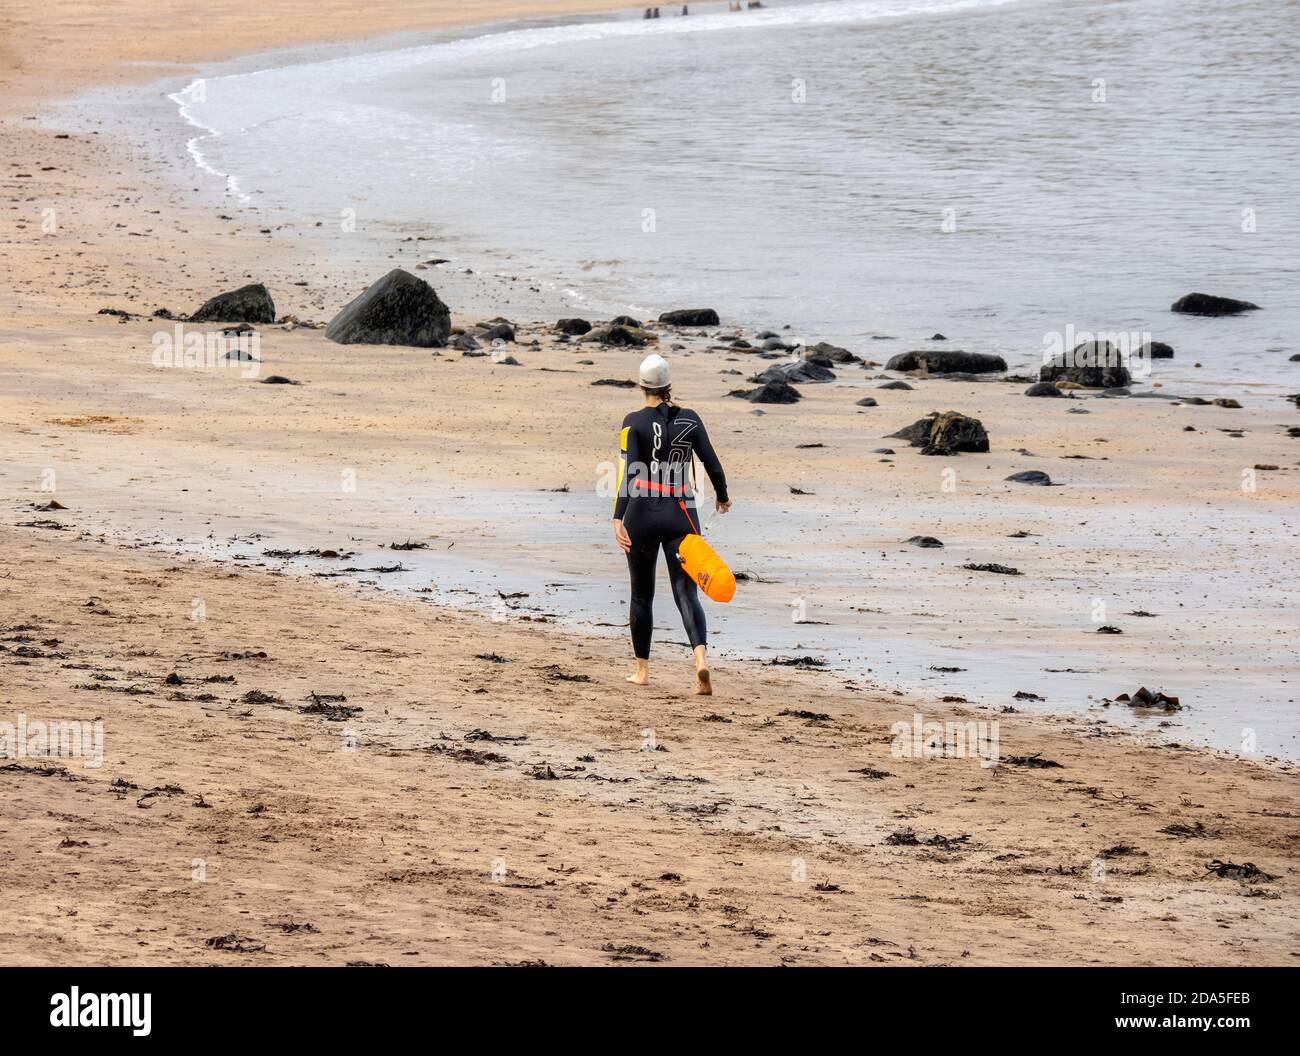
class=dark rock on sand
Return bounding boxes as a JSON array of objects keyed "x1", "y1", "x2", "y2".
[
  {"x1": 325, "y1": 269, "x2": 450, "y2": 347},
  {"x1": 728, "y1": 380, "x2": 801, "y2": 404},
  {"x1": 889, "y1": 411, "x2": 989, "y2": 456},
  {"x1": 1140, "y1": 340, "x2": 1175, "y2": 359},
  {"x1": 261, "y1": 375, "x2": 298, "y2": 385},
  {"x1": 453, "y1": 333, "x2": 481, "y2": 351},
  {"x1": 924, "y1": 412, "x2": 989, "y2": 456},
  {"x1": 878, "y1": 380, "x2": 913, "y2": 390},
  {"x1": 478, "y1": 321, "x2": 515, "y2": 342},
  {"x1": 556, "y1": 317, "x2": 592, "y2": 335},
  {"x1": 907, "y1": 535, "x2": 943, "y2": 548},
  {"x1": 658, "y1": 308, "x2": 719, "y2": 326},
  {"x1": 191, "y1": 283, "x2": 276, "y2": 324},
  {"x1": 1006, "y1": 470, "x2": 1052, "y2": 486},
  {"x1": 1171, "y1": 292, "x2": 1260, "y2": 316},
  {"x1": 592, "y1": 378, "x2": 637, "y2": 388},
  {"x1": 751, "y1": 360, "x2": 835, "y2": 385},
  {"x1": 602, "y1": 325, "x2": 647, "y2": 347},
  {"x1": 805, "y1": 341, "x2": 860, "y2": 364},
  {"x1": 964, "y1": 562, "x2": 1021, "y2": 576},
  {"x1": 1039, "y1": 341, "x2": 1132, "y2": 388},
  {"x1": 1113, "y1": 686, "x2": 1181, "y2": 711},
  {"x1": 1024, "y1": 381, "x2": 1063, "y2": 397},
  {"x1": 610, "y1": 315, "x2": 642, "y2": 329},
  {"x1": 885, "y1": 350, "x2": 1007, "y2": 374},
  {"x1": 856, "y1": 397, "x2": 878, "y2": 407}
]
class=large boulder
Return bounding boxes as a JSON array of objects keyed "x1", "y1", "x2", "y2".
[
  {"x1": 728, "y1": 380, "x2": 801, "y2": 404},
  {"x1": 658, "y1": 308, "x2": 719, "y2": 326},
  {"x1": 325, "y1": 269, "x2": 451, "y2": 347},
  {"x1": 191, "y1": 283, "x2": 275, "y2": 324},
  {"x1": 1040, "y1": 341, "x2": 1132, "y2": 388},
  {"x1": 751, "y1": 360, "x2": 835, "y2": 385},
  {"x1": 888, "y1": 411, "x2": 988, "y2": 456},
  {"x1": 885, "y1": 350, "x2": 1007, "y2": 374},
  {"x1": 1171, "y1": 292, "x2": 1260, "y2": 316}
]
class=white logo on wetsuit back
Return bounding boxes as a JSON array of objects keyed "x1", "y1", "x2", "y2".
[
  {"x1": 669, "y1": 420, "x2": 697, "y2": 466},
  {"x1": 650, "y1": 418, "x2": 696, "y2": 484}
]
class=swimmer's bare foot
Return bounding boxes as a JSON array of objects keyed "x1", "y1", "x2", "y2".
[
  {"x1": 626, "y1": 659, "x2": 649, "y2": 685},
  {"x1": 692, "y1": 645, "x2": 711, "y2": 695}
]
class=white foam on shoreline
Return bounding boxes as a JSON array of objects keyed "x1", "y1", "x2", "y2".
[
  {"x1": 207, "y1": 0, "x2": 1025, "y2": 86},
  {"x1": 166, "y1": 79, "x2": 252, "y2": 204},
  {"x1": 164, "y1": 0, "x2": 1026, "y2": 192}
]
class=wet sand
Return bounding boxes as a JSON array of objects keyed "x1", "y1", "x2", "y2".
[
  {"x1": 2, "y1": 0, "x2": 1299, "y2": 964},
  {"x1": 2, "y1": 309, "x2": 1296, "y2": 755},
  {"x1": 2, "y1": 526, "x2": 1298, "y2": 965}
]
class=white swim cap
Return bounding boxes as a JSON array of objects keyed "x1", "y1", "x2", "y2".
[{"x1": 639, "y1": 353, "x2": 671, "y2": 388}]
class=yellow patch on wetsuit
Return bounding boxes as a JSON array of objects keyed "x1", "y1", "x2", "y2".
[{"x1": 614, "y1": 426, "x2": 630, "y2": 512}]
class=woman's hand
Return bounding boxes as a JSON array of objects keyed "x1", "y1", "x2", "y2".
[
  {"x1": 612, "y1": 519, "x2": 632, "y2": 553},
  {"x1": 716, "y1": 500, "x2": 732, "y2": 514}
]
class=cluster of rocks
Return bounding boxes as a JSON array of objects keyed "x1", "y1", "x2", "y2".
[
  {"x1": 546, "y1": 308, "x2": 721, "y2": 349},
  {"x1": 453, "y1": 318, "x2": 516, "y2": 354},
  {"x1": 153, "y1": 276, "x2": 1274, "y2": 426},
  {"x1": 885, "y1": 350, "x2": 1007, "y2": 375}
]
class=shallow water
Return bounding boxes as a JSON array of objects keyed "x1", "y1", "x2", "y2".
[
  {"x1": 96, "y1": 456, "x2": 1297, "y2": 763},
  {"x1": 164, "y1": 0, "x2": 1300, "y2": 382}
]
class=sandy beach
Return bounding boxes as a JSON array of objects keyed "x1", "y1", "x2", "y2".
[{"x1": 2, "y1": 0, "x2": 1299, "y2": 967}]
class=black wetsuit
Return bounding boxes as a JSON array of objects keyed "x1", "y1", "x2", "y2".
[{"x1": 614, "y1": 403, "x2": 729, "y2": 659}]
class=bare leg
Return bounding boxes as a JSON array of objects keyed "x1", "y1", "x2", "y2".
[
  {"x1": 626, "y1": 658, "x2": 649, "y2": 685},
  {"x1": 693, "y1": 645, "x2": 711, "y2": 695}
]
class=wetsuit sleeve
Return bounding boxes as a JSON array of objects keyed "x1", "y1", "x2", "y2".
[
  {"x1": 693, "y1": 417, "x2": 729, "y2": 504},
  {"x1": 613, "y1": 416, "x2": 637, "y2": 520}
]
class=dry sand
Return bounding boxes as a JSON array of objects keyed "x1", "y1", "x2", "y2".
[{"x1": 2, "y1": 0, "x2": 1299, "y2": 965}]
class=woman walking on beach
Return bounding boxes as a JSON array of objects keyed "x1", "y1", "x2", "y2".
[{"x1": 612, "y1": 354, "x2": 731, "y2": 694}]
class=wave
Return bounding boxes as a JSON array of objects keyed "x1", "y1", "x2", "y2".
[{"x1": 170, "y1": 0, "x2": 1026, "y2": 155}]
